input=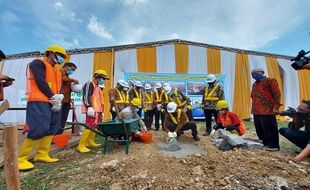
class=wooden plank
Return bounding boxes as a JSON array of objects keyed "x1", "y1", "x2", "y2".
[{"x1": 3, "y1": 125, "x2": 20, "y2": 190}]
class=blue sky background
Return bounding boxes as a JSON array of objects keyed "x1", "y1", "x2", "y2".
[{"x1": 0, "y1": 0, "x2": 309, "y2": 56}]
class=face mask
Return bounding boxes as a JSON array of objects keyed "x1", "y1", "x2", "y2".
[
  {"x1": 133, "y1": 108, "x2": 139, "y2": 113},
  {"x1": 99, "y1": 79, "x2": 105, "y2": 85},
  {"x1": 219, "y1": 110, "x2": 227, "y2": 115},
  {"x1": 253, "y1": 74, "x2": 264, "y2": 81},
  {"x1": 66, "y1": 70, "x2": 74, "y2": 75},
  {"x1": 54, "y1": 54, "x2": 65, "y2": 64}
]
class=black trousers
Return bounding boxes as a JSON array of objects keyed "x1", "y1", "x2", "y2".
[
  {"x1": 166, "y1": 121, "x2": 198, "y2": 136},
  {"x1": 186, "y1": 109, "x2": 194, "y2": 121},
  {"x1": 56, "y1": 102, "x2": 71, "y2": 134},
  {"x1": 253, "y1": 115, "x2": 279, "y2": 149},
  {"x1": 137, "y1": 108, "x2": 142, "y2": 118},
  {"x1": 111, "y1": 111, "x2": 117, "y2": 120},
  {"x1": 144, "y1": 109, "x2": 155, "y2": 130},
  {"x1": 155, "y1": 109, "x2": 165, "y2": 130},
  {"x1": 204, "y1": 109, "x2": 218, "y2": 133}
]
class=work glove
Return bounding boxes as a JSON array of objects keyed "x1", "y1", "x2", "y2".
[
  {"x1": 168, "y1": 132, "x2": 174, "y2": 138},
  {"x1": 50, "y1": 94, "x2": 64, "y2": 105},
  {"x1": 225, "y1": 125, "x2": 237, "y2": 131},
  {"x1": 51, "y1": 103, "x2": 61, "y2": 112},
  {"x1": 112, "y1": 107, "x2": 116, "y2": 112},
  {"x1": 213, "y1": 124, "x2": 224, "y2": 130},
  {"x1": 172, "y1": 132, "x2": 177, "y2": 138},
  {"x1": 157, "y1": 104, "x2": 162, "y2": 111},
  {"x1": 87, "y1": 107, "x2": 95, "y2": 117}
]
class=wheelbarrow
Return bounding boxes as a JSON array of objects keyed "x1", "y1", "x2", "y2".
[{"x1": 67, "y1": 118, "x2": 140, "y2": 155}]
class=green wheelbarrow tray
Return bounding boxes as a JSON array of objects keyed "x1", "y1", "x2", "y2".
[{"x1": 67, "y1": 118, "x2": 140, "y2": 155}]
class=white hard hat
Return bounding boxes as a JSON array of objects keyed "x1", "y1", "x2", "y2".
[
  {"x1": 163, "y1": 85, "x2": 172, "y2": 93},
  {"x1": 206, "y1": 74, "x2": 217, "y2": 83},
  {"x1": 155, "y1": 82, "x2": 162, "y2": 89},
  {"x1": 71, "y1": 84, "x2": 83, "y2": 93},
  {"x1": 167, "y1": 102, "x2": 177, "y2": 113},
  {"x1": 117, "y1": 79, "x2": 129, "y2": 88},
  {"x1": 145, "y1": 83, "x2": 151, "y2": 90},
  {"x1": 135, "y1": 81, "x2": 143, "y2": 87},
  {"x1": 163, "y1": 82, "x2": 169, "y2": 88},
  {"x1": 251, "y1": 68, "x2": 265, "y2": 74}
]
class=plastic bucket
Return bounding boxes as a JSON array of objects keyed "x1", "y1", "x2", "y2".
[
  {"x1": 53, "y1": 133, "x2": 70, "y2": 147},
  {"x1": 139, "y1": 131, "x2": 153, "y2": 144}
]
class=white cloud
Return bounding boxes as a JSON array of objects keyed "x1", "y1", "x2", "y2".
[
  {"x1": 87, "y1": 15, "x2": 114, "y2": 41},
  {"x1": 53, "y1": 1, "x2": 79, "y2": 21},
  {"x1": 169, "y1": 33, "x2": 179, "y2": 39},
  {"x1": 123, "y1": 0, "x2": 149, "y2": 5},
  {"x1": 1, "y1": 10, "x2": 20, "y2": 32}
]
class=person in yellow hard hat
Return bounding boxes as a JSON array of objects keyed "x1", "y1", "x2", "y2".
[
  {"x1": 214, "y1": 100, "x2": 246, "y2": 136},
  {"x1": 77, "y1": 69, "x2": 109, "y2": 153},
  {"x1": 18, "y1": 45, "x2": 67, "y2": 171},
  {"x1": 118, "y1": 98, "x2": 147, "y2": 131}
]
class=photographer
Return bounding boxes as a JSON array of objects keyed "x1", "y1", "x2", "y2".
[
  {"x1": 0, "y1": 50, "x2": 14, "y2": 101},
  {"x1": 279, "y1": 100, "x2": 310, "y2": 163}
]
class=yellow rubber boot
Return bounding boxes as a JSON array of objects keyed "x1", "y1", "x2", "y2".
[
  {"x1": 18, "y1": 138, "x2": 39, "y2": 171},
  {"x1": 77, "y1": 129, "x2": 91, "y2": 153},
  {"x1": 86, "y1": 131, "x2": 101, "y2": 147},
  {"x1": 33, "y1": 136, "x2": 59, "y2": 163}
]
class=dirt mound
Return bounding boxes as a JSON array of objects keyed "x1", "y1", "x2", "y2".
[{"x1": 1, "y1": 129, "x2": 309, "y2": 189}]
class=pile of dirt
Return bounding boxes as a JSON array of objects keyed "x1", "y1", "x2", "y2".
[
  {"x1": 1, "y1": 128, "x2": 308, "y2": 189},
  {"x1": 48, "y1": 131, "x2": 310, "y2": 190}
]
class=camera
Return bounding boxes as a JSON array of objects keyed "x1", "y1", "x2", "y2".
[
  {"x1": 291, "y1": 50, "x2": 310, "y2": 70},
  {"x1": 279, "y1": 107, "x2": 309, "y2": 119}
]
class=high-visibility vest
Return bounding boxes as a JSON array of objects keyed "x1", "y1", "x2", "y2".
[
  {"x1": 144, "y1": 91, "x2": 154, "y2": 104},
  {"x1": 218, "y1": 111, "x2": 246, "y2": 136},
  {"x1": 168, "y1": 90, "x2": 187, "y2": 107},
  {"x1": 169, "y1": 109, "x2": 188, "y2": 125},
  {"x1": 82, "y1": 82, "x2": 103, "y2": 113},
  {"x1": 155, "y1": 90, "x2": 164, "y2": 103},
  {"x1": 26, "y1": 58, "x2": 62, "y2": 102},
  {"x1": 115, "y1": 88, "x2": 129, "y2": 104},
  {"x1": 134, "y1": 88, "x2": 142, "y2": 99},
  {"x1": 204, "y1": 84, "x2": 220, "y2": 101}
]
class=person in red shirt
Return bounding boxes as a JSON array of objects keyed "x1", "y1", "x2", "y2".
[
  {"x1": 214, "y1": 100, "x2": 246, "y2": 136},
  {"x1": 251, "y1": 68, "x2": 281, "y2": 151}
]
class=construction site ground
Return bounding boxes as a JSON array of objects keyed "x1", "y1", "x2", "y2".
[{"x1": 0, "y1": 121, "x2": 309, "y2": 190}]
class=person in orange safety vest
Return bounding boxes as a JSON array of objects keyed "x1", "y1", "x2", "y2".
[
  {"x1": 77, "y1": 69, "x2": 109, "y2": 153},
  {"x1": 213, "y1": 100, "x2": 246, "y2": 136}
]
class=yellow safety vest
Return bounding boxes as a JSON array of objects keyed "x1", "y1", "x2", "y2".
[
  {"x1": 169, "y1": 90, "x2": 187, "y2": 107},
  {"x1": 169, "y1": 109, "x2": 183, "y2": 125},
  {"x1": 115, "y1": 88, "x2": 129, "y2": 104},
  {"x1": 204, "y1": 84, "x2": 220, "y2": 101},
  {"x1": 155, "y1": 90, "x2": 164, "y2": 103},
  {"x1": 134, "y1": 88, "x2": 142, "y2": 99},
  {"x1": 144, "y1": 92, "x2": 154, "y2": 104}
]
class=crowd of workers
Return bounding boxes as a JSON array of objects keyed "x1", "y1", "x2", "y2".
[{"x1": 0, "y1": 44, "x2": 309, "y2": 172}]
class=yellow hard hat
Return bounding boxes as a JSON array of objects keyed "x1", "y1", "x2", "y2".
[
  {"x1": 131, "y1": 98, "x2": 142, "y2": 108},
  {"x1": 45, "y1": 45, "x2": 67, "y2": 58},
  {"x1": 94, "y1": 69, "x2": 109, "y2": 79},
  {"x1": 216, "y1": 100, "x2": 229, "y2": 110}
]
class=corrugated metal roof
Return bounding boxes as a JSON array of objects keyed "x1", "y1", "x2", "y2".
[{"x1": 6, "y1": 39, "x2": 293, "y2": 60}]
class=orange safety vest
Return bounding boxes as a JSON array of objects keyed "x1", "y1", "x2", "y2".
[
  {"x1": 82, "y1": 82, "x2": 104, "y2": 113},
  {"x1": 26, "y1": 58, "x2": 62, "y2": 102},
  {"x1": 218, "y1": 111, "x2": 246, "y2": 136}
]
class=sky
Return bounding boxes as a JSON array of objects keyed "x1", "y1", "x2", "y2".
[{"x1": 0, "y1": 0, "x2": 309, "y2": 56}]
